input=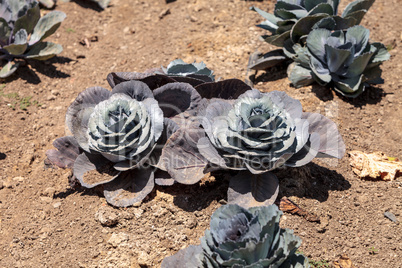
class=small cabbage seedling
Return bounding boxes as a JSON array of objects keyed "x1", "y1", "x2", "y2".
[
  {"x1": 162, "y1": 204, "x2": 310, "y2": 267},
  {"x1": 288, "y1": 26, "x2": 390, "y2": 97},
  {"x1": 107, "y1": 59, "x2": 215, "y2": 89},
  {"x1": 0, "y1": 0, "x2": 66, "y2": 78},
  {"x1": 249, "y1": 0, "x2": 375, "y2": 71}
]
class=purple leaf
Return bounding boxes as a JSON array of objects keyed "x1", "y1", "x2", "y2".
[
  {"x1": 161, "y1": 245, "x2": 204, "y2": 268},
  {"x1": 103, "y1": 168, "x2": 155, "y2": 207},
  {"x1": 153, "y1": 82, "x2": 203, "y2": 118},
  {"x1": 45, "y1": 136, "x2": 80, "y2": 169},
  {"x1": 285, "y1": 132, "x2": 320, "y2": 167},
  {"x1": 302, "y1": 112, "x2": 345, "y2": 158},
  {"x1": 154, "y1": 169, "x2": 175, "y2": 186},
  {"x1": 66, "y1": 86, "x2": 112, "y2": 151},
  {"x1": 111, "y1": 80, "x2": 154, "y2": 101},
  {"x1": 228, "y1": 171, "x2": 279, "y2": 208},
  {"x1": 73, "y1": 152, "x2": 117, "y2": 188},
  {"x1": 159, "y1": 125, "x2": 208, "y2": 185},
  {"x1": 194, "y1": 79, "x2": 252, "y2": 99}
]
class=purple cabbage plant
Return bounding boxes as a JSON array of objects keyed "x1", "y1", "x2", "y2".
[
  {"x1": 249, "y1": 0, "x2": 375, "y2": 71},
  {"x1": 287, "y1": 26, "x2": 390, "y2": 97},
  {"x1": 194, "y1": 81, "x2": 345, "y2": 208},
  {"x1": 0, "y1": 0, "x2": 66, "y2": 78},
  {"x1": 46, "y1": 77, "x2": 207, "y2": 207},
  {"x1": 162, "y1": 204, "x2": 310, "y2": 267},
  {"x1": 107, "y1": 58, "x2": 215, "y2": 89}
]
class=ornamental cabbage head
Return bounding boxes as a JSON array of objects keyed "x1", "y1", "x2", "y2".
[
  {"x1": 288, "y1": 25, "x2": 390, "y2": 97},
  {"x1": 251, "y1": 0, "x2": 374, "y2": 48},
  {"x1": 248, "y1": 0, "x2": 375, "y2": 71},
  {"x1": 197, "y1": 88, "x2": 344, "y2": 207},
  {"x1": 0, "y1": 0, "x2": 66, "y2": 78},
  {"x1": 46, "y1": 78, "x2": 208, "y2": 206},
  {"x1": 198, "y1": 89, "x2": 344, "y2": 173},
  {"x1": 161, "y1": 204, "x2": 310, "y2": 268},
  {"x1": 46, "y1": 81, "x2": 164, "y2": 207}
]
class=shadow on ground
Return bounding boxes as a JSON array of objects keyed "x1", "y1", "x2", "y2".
[
  {"x1": 156, "y1": 173, "x2": 230, "y2": 212},
  {"x1": 4, "y1": 57, "x2": 72, "y2": 84},
  {"x1": 311, "y1": 84, "x2": 386, "y2": 106},
  {"x1": 275, "y1": 162, "x2": 351, "y2": 202},
  {"x1": 248, "y1": 59, "x2": 291, "y2": 83},
  {"x1": 70, "y1": 0, "x2": 106, "y2": 12}
]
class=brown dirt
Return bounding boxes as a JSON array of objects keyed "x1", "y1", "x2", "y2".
[{"x1": 0, "y1": 0, "x2": 401, "y2": 267}]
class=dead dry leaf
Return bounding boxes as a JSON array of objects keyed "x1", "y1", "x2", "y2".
[
  {"x1": 277, "y1": 197, "x2": 320, "y2": 223},
  {"x1": 349, "y1": 151, "x2": 402, "y2": 181},
  {"x1": 333, "y1": 254, "x2": 356, "y2": 268}
]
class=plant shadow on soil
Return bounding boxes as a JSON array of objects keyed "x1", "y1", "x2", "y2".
[
  {"x1": 248, "y1": 62, "x2": 289, "y2": 84},
  {"x1": 249, "y1": 66, "x2": 386, "y2": 107},
  {"x1": 312, "y1": 84, "x2": 386, "y2": 106},
  {"x1": 52, "y1": 163, "x2": 349, "y2": 209},
  {"x1": 156, "y1": 174, "x2": 230, "y2": 212},
  {"x1": 275, "y1": 162, "x2": 351, "y2": 202},
  {"x1": 5, "y1": 57, "x2": 72, "y2": 84},
  {"x1": 68, "y1": 0, "x2": 106, "y2": 12}
]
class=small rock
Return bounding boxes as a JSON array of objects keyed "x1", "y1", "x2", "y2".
[
  {"x1": 194, "y1": 6, "x2": 203, "y2": 12},
  {"x1": 3, "y1": 179, "x2": 14, "y2": 189},
  {"x1": 133, "y1": 208, "x2": 144, "y2": 218},
  {"x1": 190, "y1": 16, "x2": 198, "y2": 22},
  {"x1": 316, "y1": 215, "x2": 329, "y2": 233},
  {"x1": 12, "y1": 177, "x2": 25, "y2": 182},
  {"x1": 384, "y1": 211, "x2": 399, "y2": 224},
  {"x1": 107, "y1": 232, "x2": 129, "y2": 248},
  {"x1": 53, "y1": 202, "x2": 62, "y2": 208},
  {"x1": 386, "y1": 94, "x2": 395, "y2": 103},
  {"x1": 123, "y1": 26, "x2": 130, "y2": 33},
  {"x1": 95, "y1": 206, "x2": 120, "y2": 227},
  {"x1": 186, "y1": 217, "x2": 197, "y2": 229},
  {"x1": 51, "y1": 90, "x2": 60, "y2": 96},
  {"x1": 40, "y1": 196, "x2": 53, "y2": 203},
  {"x1": 159, "y1": 8, "x2": 171, "y2": 19},
  {"x1": 47, "y1": 95, "x2": 56, "y2": 101},
  {"x1": 137, "y1": 251, "x2": 150, "y2": 266},
  {"x1": 120, "y1": 211, "x2": 134, "y2": 220},
  {"x1": 43, "y1": 187, "x2": 56, "y2": 198}
]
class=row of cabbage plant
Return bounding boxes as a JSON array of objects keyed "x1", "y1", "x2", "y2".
[{"x1": 46, "y1": 59, "x2": 345, "y2": 208}]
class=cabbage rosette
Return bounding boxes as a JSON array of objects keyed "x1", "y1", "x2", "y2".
[
  {"x1": 197, "y1": 88, "x2": 345, "y2": 207},
  {"x1": 288, "y1": 25, "x2": 390, "y2": 97},
  {"x1": 46, "y1": 80, "x2": 207, "y2": 207},
  {"x1": 161, "y1": 204, "x2": 310, "y2": 268},
  {"x1": 248, "y1": 0, "x2": 375, "y2": 70},
  {"x1": 0, "y1": 0, "x2": 66, "y2": 77}
]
